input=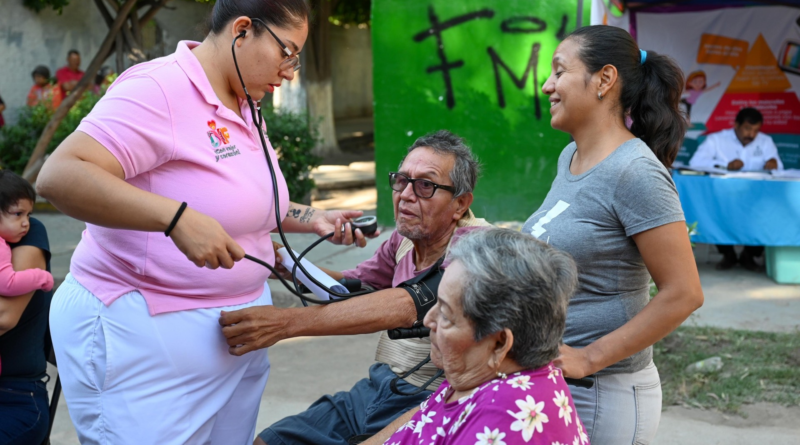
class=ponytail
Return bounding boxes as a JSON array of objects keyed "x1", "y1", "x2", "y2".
[
  {"x1": 629, "y1": 52, "x2": 686, "y2": 168},
  {"x1": 569, "y1": 26, "x2": 686, "y2": 168}
]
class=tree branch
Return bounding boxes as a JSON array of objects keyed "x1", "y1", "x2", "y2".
[
  {"x1": 93, "y1": 0, "x2": 114, "y2": 28},
  {"x1": 23, "y1": 0, "x2": 139, "y2": 182},
  {"x1": 139, "y1": 0, "x2": 170, "y2": 25}
]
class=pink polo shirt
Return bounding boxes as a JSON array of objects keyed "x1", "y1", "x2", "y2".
[{"x1": 72, "y1": 41, "x2": 289, "y2": 315}]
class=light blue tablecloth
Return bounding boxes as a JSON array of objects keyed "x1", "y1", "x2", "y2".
[{"x1": 673, "y1": 172, "x2": 800, "y2": 246}]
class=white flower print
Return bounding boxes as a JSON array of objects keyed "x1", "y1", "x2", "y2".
[
  {"x1": 435, "y1": 392, "x2": 444, "y2": 403},
  {"x1": 442, "y1": 416, "x2": 451, "y2": 426},
  {"x1": 475, "y1": 426, "x2": 507, "y2": 445},
  {"x1": 397, "y1": 420, "x2": 416, "y2": 432},
  {"x1": 507, "y1": 395, "x2": 549, "y2": 441},
  {"x1": 552, "y1": 390, "x2": 573, "y2": 426},
  {"x1": 431, "y1": 426, "x2": 446, "y2": 440},
  {"x1": 576, "y1": 420, "x2": 589, "y2": 444},
  {"x1": 507, "y1": 375, "x2": 533, "y2": 391},
  {"x1": 551, "y1": 442, "x2": 567, "y2": 445},
  {"x1": 547, "y1": 367, "x2": 560, "y2": 385},
  {"x1": 413, "y1": 411, "x2": 437, "y2": 436},
  {"x1": 572, "y1": 436, "x2": 580, "y2": 445},
  {"x1": 449, "y1": 402, "x2": 477, "y2": 435},
  {"x1": 420, "y1": 398, "x2": 430, "y2": 412}
]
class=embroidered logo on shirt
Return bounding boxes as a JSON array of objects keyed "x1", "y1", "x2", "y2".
[
  {"x1": 206, "y1": 120, "x2": 230, "y2": 147},
  {"x1": 206, "y1": 120, "x2": 241, "y2": 162}
]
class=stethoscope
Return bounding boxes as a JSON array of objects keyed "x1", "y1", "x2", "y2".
[
  {"x1": 229, "y1": 29, "x2": 594, "y2": 392},
  {"x1": 230, "y1": 29, "x2": 377, "y2": 305}
]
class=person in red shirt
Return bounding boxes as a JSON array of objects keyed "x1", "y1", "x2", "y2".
[
  {"x1": 26, "y1": 66, "x2": 62, "y2": 110},
  {"x1": 55, "y1": 49, "x2": 84, "y2": 97}
]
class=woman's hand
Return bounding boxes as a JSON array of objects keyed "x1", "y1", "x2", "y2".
[
  {"x1": 269, "y1": 241, "x2": 293, "y2": 280},
  {"x1": 168, "y1": 206, "x2": 245, "y2": 269},
  {"x1": 314, "y1": 210, "x2": 380, "y2": 248},
  {"x1": 553, "y1": 344, "x2": 595, "y2": 379}
]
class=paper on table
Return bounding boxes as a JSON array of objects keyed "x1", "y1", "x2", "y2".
[
  {"x1": 770, "y1": 169, "x2": 800, "y2": 179},
  {"x1": 721, "y1": 171, "x2": 773, "y2": 179},
  {"x1": 677, "y1": 165, "x2": 729, "y2": 175}
]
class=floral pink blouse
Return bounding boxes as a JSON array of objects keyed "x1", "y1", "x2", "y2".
[{"x1": 385, "y1": 363, "x2": 589, "y2": 445}]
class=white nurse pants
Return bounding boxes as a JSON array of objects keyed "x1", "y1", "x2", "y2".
[{"x1": 50, "y1": 274, "x2": 271, "y2": 445}]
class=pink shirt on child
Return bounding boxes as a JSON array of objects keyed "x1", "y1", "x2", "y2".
[
  {"x1": 0, "y1": 241, "x2": 53, "y2": 296},
  {"x1": 71, "y1": 41, "x2": 289, "y2": 315}
]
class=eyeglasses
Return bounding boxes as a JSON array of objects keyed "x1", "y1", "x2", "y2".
[
  {"x1": 389, "y1": 172, "x2": 456, "y2": 199},
  {"x1": 251, "y1": 18, "x2": 301, "y2": 72}
]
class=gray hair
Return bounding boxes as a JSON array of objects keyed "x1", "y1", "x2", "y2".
[
  {"x1": 399, "y1": 130, "x2": 480, "y2": 198},
  {"x1": 447, "y1": 228, "x2": 578, "y2": 369}
]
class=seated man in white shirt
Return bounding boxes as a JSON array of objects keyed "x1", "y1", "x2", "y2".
[{"x1": 689, "y1": 107, "x2": 783, "y2": 271}]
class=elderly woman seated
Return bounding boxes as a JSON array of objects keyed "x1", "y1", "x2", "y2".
[{"x1": 365, "y1": 228, "x2": 588, "y2": 445}]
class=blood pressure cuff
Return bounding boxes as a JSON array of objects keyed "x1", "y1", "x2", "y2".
[{"x1": 397, "y1": 256, "x2": 445, "y2": 323}]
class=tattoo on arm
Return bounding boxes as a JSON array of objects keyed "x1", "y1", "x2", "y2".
[
  {"x1": 299, "y1": 208, "x2": 315, "y2": 224},
  {"x1": 287, "y1": 208, "x2": 302, "y2": 218}
]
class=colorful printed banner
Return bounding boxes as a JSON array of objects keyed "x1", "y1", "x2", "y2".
[{"x1": 635, "y1": 6, "x2": 800, "y2": 168}]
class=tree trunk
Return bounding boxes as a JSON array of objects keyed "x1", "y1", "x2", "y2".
[
  {"x1": 22, "y1": 0, "x2": 169, "y2": 182},
  {"x1": 306, "y1": 79, "x2": 337, "y2": 156},
  {"x1": 305, "y1": 0, "x2": 340, "y2": 158}
]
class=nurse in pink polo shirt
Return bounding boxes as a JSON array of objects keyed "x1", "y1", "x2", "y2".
[{"x1": 37, "y1": 1, "x2": 376, "y2": 444}]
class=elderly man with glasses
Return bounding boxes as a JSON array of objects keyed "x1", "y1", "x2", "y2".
[{"x1": 222, "y1": 130, "x2": 488, "y2": 445}]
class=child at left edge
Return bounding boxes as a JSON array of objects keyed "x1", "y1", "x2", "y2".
[{"x1": 0, "y1": 170, "x2": 54, "y2": 376}]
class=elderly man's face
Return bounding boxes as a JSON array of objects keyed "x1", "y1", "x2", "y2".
[
  {"x1": 424, "y1": 260, "x2": 497, "y2": 388},
  {"x1": 393, "y1": 147, "x2": 466, "y2": 241}
]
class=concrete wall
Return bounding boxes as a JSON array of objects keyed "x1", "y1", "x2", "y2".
[
  {"x1": 0, "y1": 1, "x2": 211, "y2": 125},
  {"x1": 331, "y1": 24, "x2": 373, "y2": 120}
]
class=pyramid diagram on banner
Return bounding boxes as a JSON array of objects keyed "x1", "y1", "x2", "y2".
[
  {"x1": 726, "y1": 34, "x2": 791, "y2": 92},
  {"x1": 706, "y1": 34, "x2": 800, "y2": 134}
]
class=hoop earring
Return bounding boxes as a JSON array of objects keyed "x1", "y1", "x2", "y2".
[{"x1": 598, "y1": 92, "x2": 603, "y2": 100}]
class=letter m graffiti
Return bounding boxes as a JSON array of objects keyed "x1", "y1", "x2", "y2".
[{"x1": 487, "y1": 43, "x2": 542, "y2": 120}]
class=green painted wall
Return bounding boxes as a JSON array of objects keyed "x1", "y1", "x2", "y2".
[{"x1": 373, "y1": 0, "x2": 590, "y2": 225}]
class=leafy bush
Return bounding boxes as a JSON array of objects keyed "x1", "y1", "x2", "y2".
[
  {"x1": 262, "y1": 105, "x2": 322, "y2": 202},
  {"x1": 0, "y1": 91, "x2": 102, "y2": 174},
  {"x1": 0, "y1": 89, "x2": 321, "y2": 202}
]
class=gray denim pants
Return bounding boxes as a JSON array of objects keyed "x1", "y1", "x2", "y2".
[{"x1": 568, "y1": 361, "x2": 662, "y2": 445}]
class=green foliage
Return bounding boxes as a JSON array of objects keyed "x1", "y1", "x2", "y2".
[
  {"x1": 23, "y1": 0, "x2": 70, "y2": 14},
  {"x1": 261, "y1": 106, "x2": 322, "y2": 202},
  {"x1": 330, "y1": 0, "x2": 371, "y2": 26},
  {"x1": 0, "y1": 92, "x2": 102, "y2": 173},
  {"x1": 0, "y1": 106, "x2": 52, "y2": 173},
  {"x1": 654, "y1": 326, "x2": 800, "y2": 413}
]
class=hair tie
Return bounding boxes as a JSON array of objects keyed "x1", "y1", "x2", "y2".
[{"x1": 640, "y1": 49, "x2": 647, "y2": 65}]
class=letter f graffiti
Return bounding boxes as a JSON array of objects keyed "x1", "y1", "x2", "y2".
[{"x1": 412, "y1": 6, "x2": 495, "y2": 109}]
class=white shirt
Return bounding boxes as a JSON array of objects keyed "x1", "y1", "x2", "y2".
[{"x1": 689, "y1": 129, "x2": 783, "y2": 171}]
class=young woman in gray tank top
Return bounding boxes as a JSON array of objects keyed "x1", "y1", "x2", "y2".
[{"x1": 521, "y1": 26, "x2": 704, "y2": 445}]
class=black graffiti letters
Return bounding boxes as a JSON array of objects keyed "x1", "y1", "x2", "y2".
[
  {"x1": 488, "y1": 43, "x2": 542, "y2": 119},
  {"x1": 500, "y1": 16, "x2": 546, "y2": 34},
  {"x1": 556, "y1": 14, "x2": 569, "y2": 40},
  {"x1": 413, "y1": 6, "x2": 496, "y2": 109},
  {"x1": 413, "y1": 5, "x2": 569, "y2": 118}
]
